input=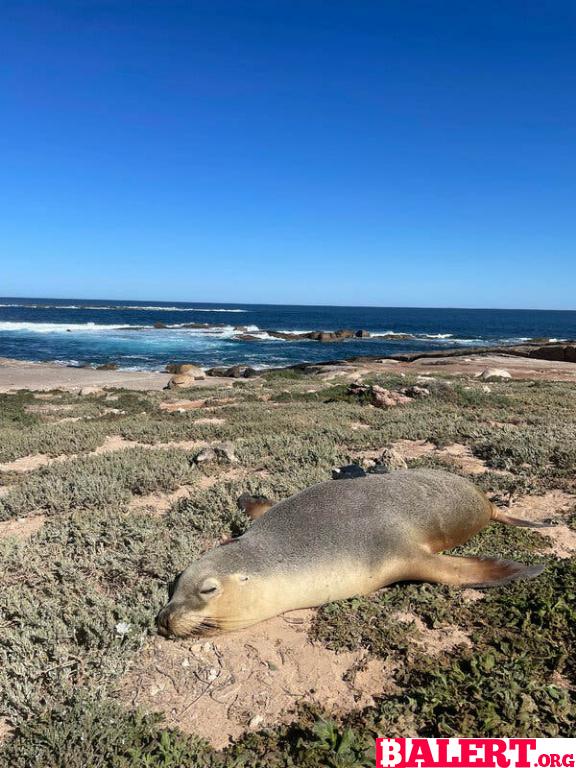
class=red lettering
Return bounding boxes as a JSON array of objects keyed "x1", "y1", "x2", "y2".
[
  {"x1": 460, "y1": 741, "x2": 484, "y2": 766},
  {"x1": 482, "y1": 740, "x2": 510, "y2": 768},
  {"x1": 550, "y1": 756, "x2": 562, "y2": 768},
  {"x1": 437, "y1": 740, "x2": 454, "y2": 767},
  {"x1": 406, "y1": 740, "x2": 436, "y2": 768},
  {"x1": 509, "y1": 740, "x2": 536, "y2": 768}
]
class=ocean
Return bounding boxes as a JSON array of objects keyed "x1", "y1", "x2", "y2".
[{"x1": 0, "y1": 298, "x2": 574, "y2": 371}]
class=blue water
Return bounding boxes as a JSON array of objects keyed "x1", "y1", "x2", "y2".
[{"x1": 0, "y1": 298, "x2": 574, "y2": 371}]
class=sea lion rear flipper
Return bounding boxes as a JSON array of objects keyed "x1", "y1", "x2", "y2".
[
  {"x1": 412, "y1": 554, "x2": 545, "y2": 588},
  {"x1": 491, "y1": 505, "x2": 551, "y2": 528}
]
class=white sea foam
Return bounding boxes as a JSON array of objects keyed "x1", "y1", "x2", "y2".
[
  {"x1": 0, "y1": 321, "x2": 258, "y2": 334},
  {"x1": 0, "y1": 303, "x2": 246, "y2": 312},
  {"x1": 0, "y1": 321, "x2": 139, "y2": 333}
]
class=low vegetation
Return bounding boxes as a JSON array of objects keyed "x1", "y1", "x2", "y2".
[{"x1": 0, "y1": 371, "x2": 575, "y2": 765}]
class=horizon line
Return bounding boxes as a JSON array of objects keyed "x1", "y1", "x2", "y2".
[{"x1": 0, "y1": 295, "x2": 575, "y2": 313}]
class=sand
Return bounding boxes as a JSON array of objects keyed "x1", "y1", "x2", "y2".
[{"x1": 3, "y1": 351, "x2": 576, "y2": 394}]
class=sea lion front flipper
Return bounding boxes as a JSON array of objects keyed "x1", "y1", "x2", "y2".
[
  {"x1": 411, "y1": 554, "x2": 545, "y2": 588},
  {"x1": 237, "y1": 493, "x2": 275, "y2": 521}
]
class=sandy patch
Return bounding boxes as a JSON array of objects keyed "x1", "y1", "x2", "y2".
[
  {"x1": 119, "y1": 610, "x2": 394, "y2": 749},
  {"x1": 194, "y1": 417, "x2": 226, "y2": 426},
  {"x1": 350, "y1": 421, "x2": 370, "y2": 431},
  {"x1": 0, "y1": 514, "x2": 45, "y2": 540},
  {"x1": 509, "y1": 491, "x2": 576, "y2": 558},
  {"x1": 393, "y1": 611, "x2": 472, "y2": 655},
  {"x1": 435, "y1": 444, "x2": 493, "y2": 475},
  {"x1": 391, "y1": 440, "x2": 437, "y2": 460},
  {"x1": 389, "y1": 440, "x2": 510, "y2": 476},
  {"x1": 25, "y1": 403, "x2": 78, "y2": 416},
  {"x1": 197, "y1": 468, "x2": 245, "y2": 490},
  {"x1": 461, "y1": 588, "x2": 485, "y2": 603},
  {"x1": 128, "y1": 487, "x2": 193, "y2": 516},
  {"x1": 0, "y1": 454, "x2": 53, "y2": 472},
  {"x1": 0, "y1": 436, "x2": 204, "y2": 475},
  {"x1": 160, "y1": 400, "x2": 207, "y2": 412}
]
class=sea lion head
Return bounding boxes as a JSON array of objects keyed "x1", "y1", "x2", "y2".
[{"x1": 156, "y1": 549, "x2": 257, "y2": 638}]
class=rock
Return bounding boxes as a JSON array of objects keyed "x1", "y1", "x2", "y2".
[
  {"x1": 224, "y1": 365, "x2": 259, "y2": 378},
  {"x1": 375, "y1": 333, "x2": 415, "y2": 341},
  {"x1": 213, "y1": 441, "x2": 238, "y2": 463},
  {"x1": 401, "y1": 385, "x2": 431, "y2": 398},
  {"x1": 369, "y1": 448, "x2": 408, "y2": 473},
  {"x1": 165, "y1": 374, "x2": 194, "y2": 389},
  {"x1": 527, "y1": 344, "x2": 576, "y2": 363},
  {"x1": 96, "y1": 363, "x2": 118, "y2": 370},
  {"x1": 205, "y1": 367, "x2": 229, "y2": 377},
  {"x1": 478, "y1": 368, "x2": 512, "y2": 382},
  {"x1": 164, "y1": 363, "x2": 206, "y2": 379},
  {"x1": 370, "y1": 385, "x2": 412, "y2": 408},
  {"x1": 347, "y1": 382, "x2": 411, "y2": 408},
  {"x1": 249, "y1": 715, "x2": 264, "y2": 730},
  {"x1": 481, "y1": 385, "x2": 492, "y2": 393},
  {"x1": 332, "y1": 464, "x2": 367, "y2": 480},
  {"x1": 194, "y1": 446, "x2": 217, "y2": 464},
  {"x1": 235, "y1": 334, "x2": 261, "y2": 341},
  {"x1": 165, "y1": 363, "x2": 205, "y2": 379},
  {"x1": 79, "y1": 387, "x2": 104, "y2": 396},
  {"x1": 334, "y1": 329, "x2": 355, "y2": 339},
  {"x1": 355, "y1": 330, "x2": 371, "y2": 338},
  {"x1": 318, "y1": 332, "x2": 338, "y2": 343},
  {"x1": 153, "y1": 321, "x2": 167, "y2": 329}
]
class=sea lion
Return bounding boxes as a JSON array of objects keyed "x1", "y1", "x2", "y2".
[{"x1": 156, "y1": 469, "x2": 545, "y2": 638}]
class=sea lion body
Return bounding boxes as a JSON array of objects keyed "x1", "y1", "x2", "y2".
[{"x1": 157, "y1": 469, "x2": 544, "y2": 638}]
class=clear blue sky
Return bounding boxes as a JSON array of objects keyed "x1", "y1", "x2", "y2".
[{"x1": 1, "y1": 1, "x2": 575, "y2": 309}]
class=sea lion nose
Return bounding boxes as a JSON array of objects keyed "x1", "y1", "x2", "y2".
[{"x1": 156, "y1": 605, "x2": 174, "y2": 637}]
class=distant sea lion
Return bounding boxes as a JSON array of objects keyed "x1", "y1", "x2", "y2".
[{"x1": 156, "y1": 469, "x2": 545, "y2": 638}]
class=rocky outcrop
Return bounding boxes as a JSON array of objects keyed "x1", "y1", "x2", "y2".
[
  {"x1": 400, "y1": 385, "x2": 431, "y2": 398},
  {"x1": 206, "y1": 365, "x2": 259, "y2": 378},
  {"x1": 165, "y1": 374, "x2": 194, "y2": 389},
  {"x1": 526, "y1": 344, "x2": 576, "y2": 363},
  {"x1": 478, "y1": 368, "x2": 512, "y2": 381},
  {"x1": 165, "y1": 363, "x2": 206, "y2": 379},
  {"x1": 194, "y1": 442, "x2": 238, "y2": 465},
  {"x1": 238, "y1": 328, "x2": 379, "y2": 343},
  {"x1": 347, "y1": 382, "x2": 412, "y2": 409},
  {"x1": 372, "y1": 448, "x2": 408, "y2": 472}
]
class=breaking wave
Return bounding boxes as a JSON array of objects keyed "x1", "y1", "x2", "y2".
[{"x1": 0, "y1": 303, "x2": 246, "y2": 312}]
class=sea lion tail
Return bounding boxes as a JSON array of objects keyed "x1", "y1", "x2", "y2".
[{"x1": 490, "y1": 503, "x2": 551, "y2": 528}]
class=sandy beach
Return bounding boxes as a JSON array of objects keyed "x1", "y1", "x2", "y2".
[{"x1": 3, "y1": 348, "x2": 576, "y2": 392}]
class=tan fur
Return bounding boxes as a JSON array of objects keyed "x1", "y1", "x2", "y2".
[{"x1": 157, "y1": 470, "x2": 546, "y2": 638}]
